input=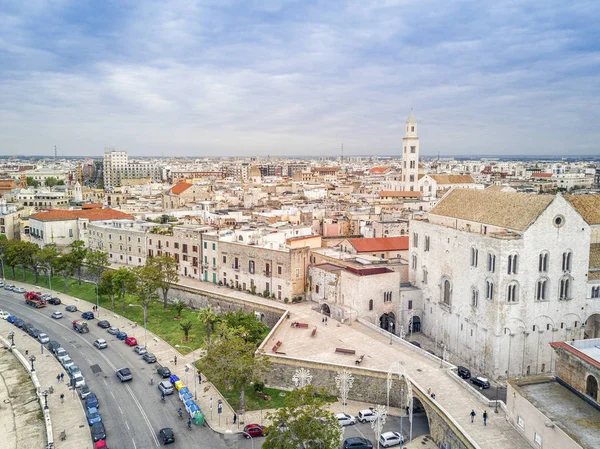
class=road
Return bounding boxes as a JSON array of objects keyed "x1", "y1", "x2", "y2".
[{"x1": 1, "y1": 290, "x2": 429, "y2": 448}]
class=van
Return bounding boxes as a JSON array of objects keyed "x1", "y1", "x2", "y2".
[{"x1": 457, "y1": 366, "x2": 471, "y2": 379}]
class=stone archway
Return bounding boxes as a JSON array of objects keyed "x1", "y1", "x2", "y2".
[
  {"x1": 411, "y1": 316, "x2": 421, "y2": 333},
  {"x1": 380, "y1": 312, "x2": 396, "y2": 334},
  {"x1": 321, "y1": 303, "x2": 331, "y2": 316},
  {"x1": 586, "y1": 375, "x2": 598, "y2": 401},
  {"x1": 584, "y1": 313, "x2": 600, "y2": 339}
]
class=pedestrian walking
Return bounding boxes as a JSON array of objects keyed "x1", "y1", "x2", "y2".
[
  {"x1": 174, "y1": 355, "x2": 177, "y2": 365},
  {"x1": 431, "y1": 393, "x2": 436, "y2": 399},
  {"x1": 198, "y1": 373, "x2": 202, "y2": 385},
  {"x1": 40, "y1": 343, "x2": 44, "y2": 354},
  {"x1": 427, "y1": 387, "x2": 431, "y2": 395},
  {"x1": 60, "y1": 373, "x2": 64, "y2": 383},
  {"x1": 60, "y1": 393, "x2": 64, "y2": 403},
  {"x1": 483, "y1": 411, "x2": 488, "y2": 426},
  {"x1": 322, "y1": 317, "x2": 324, "y2": 323},
  {"x1": 470, "y1": 410, "x2": 476, "y2": 423},
  {"x1": 325, "y1": 317, "x2": 328, "y2": 325},
  {"x1": 57, "y1": 374, "x2": 61, "y2": 384},
  {"x1": 233, "y1": 413, "x2": 237, "y2": 424},
  {"x1": 406, "y1": 406, "x2": 409, "y2": 416}
]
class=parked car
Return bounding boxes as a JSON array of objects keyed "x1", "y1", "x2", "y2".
[
  {"x1": 357, "y1": 409, "x2": 377, "y2": 423},
  {"x1": 158, "y1": 381, "x2": 174, "y2": 396},
  {"x1": 94, "y1": 339, "x2": 108, "y2": 349},
  {"x1": 157, "y1": 366, "x2": 171, "y2": 378},
  {"x1": 0, "y1": 311, "x2": 10, "y2": 320},
  {"x1": 55, "y1": 347, "x2": 69, "y2": 359},
  {"x1": 470, "y1": 376, "x2": 490, "y2": 389},
  {"x1": 343, "y1": 438, "x2": 373, "y2": 449},
  {"x1": 7, "y1": 315, "x2": 17, "y2": 323},
  {"x1": 94, "y1": 440, "x2": 109, "y2": 449},
  {"x1": 47, "y1": 341, "x2": 61, "y2": 353},
  {"x1": 0, "y1": 281, "x2": 4, "y2": 287},
  {"x1": 457, "y1": 366, "x2": 471, "y2": 379},
  {"x1": 97, "y1": 320, "x2": 111, "y2": 329},
  {"x1": 409, "y1": 341, "x2": 421, "y2": 348},
  {"x1": 125, "y1": 336, "x2": 138, "y2": 346},
  {"x1": 107, "y1": 327, "x2": 120, "y2": 335},
  {"x1": 37, "y1": 333, "x2": 50, "y2": 344},
  {"x1": 82, "y1": 311, "x2": 95, "y2": 320},
  {"x1": 79, "y1": 384, "x2": 91, "y2": 399},
  {"x1": 336, "y1": 413, "x2": 356, "y2": 426},
  {"x1": 14, "y1": 318, "x2": 24, "y2": 328},
  {"x1": 379, "y1": 431, "x2": 403, "y2": 447},
  {"x1": 72, "y1": 373, "x2": 85, "y2": 388},
  {"x1": 86, "y1": 393, "x2": 99, "y2": 409},
  {"x1": 143, "y1": 353, "x2": 157, "y2": 363},
  {"x1": 14, "y1": 287, "x2": 25, "y2": 293},
  {"x1": 116, "y1": 367, "x2": 132, "y2": 382},
  {"x1": 116, "y1": 331, "x2": 128, "y2": 340},
  {"x1": 51, "y1": 311, "x2": 63, "y2": 319},
  {"x1": 48, "y1": 297, "x2": 61, "y2": 305},
  {"x1": 86, "y1": 407, "x2": 102, "y2": 426},
  {"x1": 61, "y1": 356, "x2": 75, "y2": 369},
  {"x1": 29, "y1": 328, "x2": 41, "y2": 338},
  {"x1": 159, "y1": 428, "x2": 175, "y2": 445},
  {"x1": 67, "y1": 365, "x2": 81, "y2": 378},
  {"x1": 65, "y1": 305, "x2": 77, "y2": 312},
  {"x1": 134, "y1": 345, "x2": 147, "y2": 355},
  {"x1": 4, "y1": 284, "x2": 14, "y2": 291},
  {"x1": 243, "y1": 424, "x2": 265, "y2": 438},
  {"x1": 91, "y1": 422, "x2": 106, "y2": 442}
]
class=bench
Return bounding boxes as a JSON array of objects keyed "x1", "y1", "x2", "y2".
[
  {"x1": 311, "y1": 327, "x2": 317, "y2": 337},
  {"x1": 335, "y1": 348, "x2": 356, "y2": 355},
  {"x1": 290, "y1": 322, "x2": 309, "y2": 328},
  {"x1": 272, "y1": 340, "x2": 283, "y2": 353},
  {"x1": 355, "y1": 354, "x2": 365, "y2": 365}
]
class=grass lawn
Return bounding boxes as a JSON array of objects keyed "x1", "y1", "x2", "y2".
[
  {"x1": 218, "y1": 384, "x2": 290, "y2": 411},
  {"x1": 5, "y1": 267, "x2": 207, "y2": 353}
]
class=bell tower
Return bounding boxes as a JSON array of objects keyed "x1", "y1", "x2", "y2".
[{"x1": 401, "y1": 111, "x2": 420, "y2": 191}]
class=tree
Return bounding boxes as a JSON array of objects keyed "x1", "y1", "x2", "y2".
[
  {"x1": 0, "y1": 236, "x2": 8, "y2": 278},
  {"x1": 38, "y1": 243, "x2": 59, "y2": 277},
  {"x1": 263, "y1": 386, "x2": 342, "y2": 449},
  {"x1": 113, "y1": 267, "x2": 136, "y2": 313},
  {"x1": 5, "y1": 239, "x2": 22, "y2": 278},
  {"x1": 99, "y1": 270, "x2": 119, "y2": 309},
  {"x1": 45, "y1": 177, "x2": 59, "y2": 187},
  {"x1": 198, "y1": 305, "x2": 218, "y2": 343},
  {"x1": 26, "y1": 177, "x2": 40, "y2": 188},
  {"x1": 197, "y1": 333, "x2": 270, "y2": 412},
  {"x1": 173, "y1": 300, "x2": 186, "y2": 320},
  {"x1": 86, "y1": 249, "x2": 110, "y2": 291},
  {"x1": 146, "y1": 254, "x2": 179, "y2": 309},
  {"x1": 18, "y1": 241, "x2": 38, "y2": 282},
  {"x1": 53, "y1": 253, "x2": 76, "y2": 292},
  {"x1": 69, "y1": 240, "x2": 88, "y2": 286},
  {"x1": 56, "y1": 179, "x2": 65, "y2": 186},
  {"x1": 221, "y1": 310, "x2": 269, "y2": 344},
  {"x1": 179, "y1": 320, "x2": 193, "y2": 342}
]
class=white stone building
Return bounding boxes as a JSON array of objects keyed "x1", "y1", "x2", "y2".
[
  {"x1": 401, "y1": 112, "x2": 420, "y2": 192},
  {"x1": 408, "y1": 189, "x2": 600, "y2": 380}
]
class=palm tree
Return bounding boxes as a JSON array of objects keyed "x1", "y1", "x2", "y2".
[
  {"x1": 180, "y1": 320, "x2": 193, "y2": 343},
  {"x1": 198, "y1": 306, "x2": 218, "y2": 343},
  {"x1": 173, "y1": 300, "x2": 186, "y2": 320}
]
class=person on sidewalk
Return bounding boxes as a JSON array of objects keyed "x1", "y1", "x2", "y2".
[
  {"x1": 233, "y1": 413, "x2": 237, "y2": 424},
  {"x1": 483, "y1": 411, "x2": 488, "y2": 426},
  {"x1": 57, "y1": 374, "x2": 61, "y2": 384},
  {"x1": 60, "y1": 393, "x2": 64, "y2": 403},
  {"x1": 470, "y1": 410, "x2": 476, "y2": 423},
  {"x1": 60, "y1": 373, "x2": 64, "y2": 383},
  {"x1": 174, "y1": 355, "x2": 177, "y2": 365},
  {"x1": 198, "y1": 373, "x2": 202, "y2": 385}
]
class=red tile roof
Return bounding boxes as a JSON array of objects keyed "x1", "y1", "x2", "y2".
[
  {"x1": 30, "y1": 208, "x2": 133, "y2": 222},
  {"x1": 170, "y1": 182, "x2": 193, "y2": 195},
  {"x1": 379, "y1": 190, "x2": 423, "y2": 198},
  {"x1": 347, "y1": 236, "x2": 409, "y2": 252},
  {"x1": 81, "y1": 203, "x2": 103, "y2": 209},
  {"x1": 532, "y1": 173, "x2": 552, "y2": 178},
  {"x1": 369, "y1": 167, "x2": 390, "y2": 174}
]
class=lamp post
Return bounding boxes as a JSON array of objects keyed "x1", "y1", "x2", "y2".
[
  {"x1": 29, "y1": 355, "x2": 36, "y2": 372},
  {"x1": 175, "y1": 344, "x2": 197, "y2": 400},
  {"x1": 42, "y1": 390, "x2": 49, "y2": 410},
  {"x1": 241, "y1": 431, "x2": 254, "y2": 449},
  {"x1": 8, "y1": 331, "x2": 14, "y2": 346},
  {"x1": 129, "y1": 303, "x2": 147, "y2": 348}
]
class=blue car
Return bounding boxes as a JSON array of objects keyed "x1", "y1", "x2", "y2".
[
  {"x1": 81, "y1": 311, "x2": 95, "y2": 320},
  {"x1": 7, "y1": 315, "x2": 17, "y2": 324},
  {"x1": 14, "y1": 318, "x2": 24, "y2": 328},
  {"x1": 86, "y1": 406, "x2": 102, "y2": 426},
  {"x1": 86, "y1": 393, "x2": 99, "y2": 409},
  {"x1": 116, "y1": 331, "x2": 128, "y2": 340}
]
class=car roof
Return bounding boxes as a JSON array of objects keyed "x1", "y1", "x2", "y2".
[{"x1": 160, "y1": 428, "x2": 174, "y2": 435}]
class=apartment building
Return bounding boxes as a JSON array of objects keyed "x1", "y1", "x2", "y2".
[
  {"x1": 88, "y1": 219, "x2": 151, "y2": 266},
  {"x1": 103, "y1": 149, "x2": 162, "y2": 189},
  {"x1": 147, "y1": 225, "x2": 207, "y2": 279}
]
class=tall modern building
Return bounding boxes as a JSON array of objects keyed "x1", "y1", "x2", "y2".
[
  {"x1": 103, "y1": 149, "x2": 162, "y2": 190},
  {"x1": 401, "y1": 112, "x2": 420, "y2": 192}
]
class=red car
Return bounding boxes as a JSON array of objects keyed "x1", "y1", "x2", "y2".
[
  {"x1": 243, "y1": 424, "x2": 265, "y2": 438},
  {"x1": 94, "y1": 440, "x2": 108, "y2": 449},
  {"x1": 125, "y1": 336, "x2": 138, "y2": 346}
]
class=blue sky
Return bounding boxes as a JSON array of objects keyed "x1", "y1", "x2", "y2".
[{"x1": 1, "y1": 0, "x2": 599, "y2": 157}]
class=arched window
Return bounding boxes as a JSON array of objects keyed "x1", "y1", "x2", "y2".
[
  {"x1": 536, "y1": 278, "x2": 548, "y2": 300},
  {"x1": 508, "y1": 254, "x2": 518, "y2": 275},
  {"x1": 486, "y1": 279, "x2": 494, "y2": 300},
  {"x1": 562, "y1": 251, "x2": 572, "y2": 272},
  {"x1": 411, "y1": 254, "x2": 417, "y2": 270},
  {"x1": 422, "y1": 268, "x2": 428, "y2": 285},
  {"x1": 249, "y1": 260, "x2": 255, "y2": 274},
  {"x1": 586, "y1": 375, "x2": 598, "y2": 400},
  {"x1": 368, "y1": 299, "x2": 374, "y2": 311},
  {"x1": 471, "y1": 287, "x2": 479, "y2": 308},
  {"x1": 487, "y1": 253, "x2": 496, "y2": 273},
  {"x1": 559, "y1": 275, "x2": 572, "y2": 300},
  {"x1": 442, "y1": 279, "x2": 452, "y2": 305},
  {"x1": 507, "y1": 282, "x2": 519, "y2": 303},
  {"x1": 538, "y1": 251, "x2": 549, "y2": 273},
  {"x1": 470, "y1": 247, "x2": 478, "y2": 267},
  {"x1": 592, "y1": 286, "x2": 600, "y2": 298}
]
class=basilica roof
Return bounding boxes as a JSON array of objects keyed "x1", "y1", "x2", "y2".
[{"x1": 564, "y1": 194, "x2": 600, "y2": 225}]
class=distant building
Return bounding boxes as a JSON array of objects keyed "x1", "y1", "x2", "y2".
[{"x1": 103, "y1": 149, "x2": 162, "y2": 189}]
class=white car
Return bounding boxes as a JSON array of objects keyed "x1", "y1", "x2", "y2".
[
  {"x1": 94, "y1": 339, "x2": 108, "y2": 349},
  {"x1": 14, "y1": 287, "x2": 26, "y2": 293},
  {"x1": 38, "y1": 333, "x2": 50, "y2": 344},
  {"x1": 380, "y1": 431, "x2": 403, "y2": 447},
  {"x1": 51, "y1": 311, "x2": 63, "y2": 319},
  {"x1": 72, "y1": 373, "x2": 86, "y2": 388},
  {"x1": 0, "y1": 311, "x2": 10, "y2": 320},
  {"x1": 356, "y1": 409, "x2": 377, "y2": 423},
  {"x1": 61, "y1": 357, "x2": 75, "y2": 369},
  {"x1": 335, "y1": 413, "x2": 356, "y2": 426}
]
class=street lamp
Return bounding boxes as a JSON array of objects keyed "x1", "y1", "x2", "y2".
[
  {"x1": 129, "y1": 303, "x2": 147, "y2": 348},
  {"x1": 42, "y1": 390, "x2": 49, "y2": 410},
  {"x1": 29, "y1": 355, "x2": 36, "y2": 372},
  {"x1": 175, "y1": 344, "x2": 197, "y2": 400},
  {"x1": 241, "y1": 431, "x2": 254, "y2": 449},
  {"x1": 8, "y1": 331, "x2": 14, "y2": 346}
]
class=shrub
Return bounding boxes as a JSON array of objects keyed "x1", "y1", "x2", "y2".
[
  {"x1": 253, "y1": 381, "x2": 265, "y2": 393},
  {"x1": 284, "y1": 297, "x2": 289, "y2": 303}
]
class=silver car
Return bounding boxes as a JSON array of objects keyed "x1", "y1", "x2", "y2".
[
  {"x1": 37, "y1": 333, "x2": 50, "y2": 344},
  {"x1": 379, "y1": 432, "x2": 403, "y2": 448},
  {"x1": 94, "y1": 339, "x2": 108, "y2": 349},
  {"x1": 158, "y1": 381, "x2": 174, "y2": 395},
  {"x1": 51, "y1": 311, "x2": 63, "y2": 319}
]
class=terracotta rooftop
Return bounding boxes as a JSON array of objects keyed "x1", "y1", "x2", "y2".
[
  {"x1": 532, "y1": 173, "x2": 553, "y2": 178},
  {"x1": 430, "y1": 189, "x2": 554, "y2": 231},
  {"x1": 347, "y1": 236, "x2": 409, "y2": 252},
  {"x1": 81, "y1": 203, "x2": 103, "y2": 209},
  {"x1": 430, "y1": 174, "x2": 474, "y2": 184},
  {"x1": 379, "y1": 190, "x2": 423, "y2": 198},
  {"x1": 30, "y1": 208, "x2": 134, "y2": 222},
  {"x1": 369, "y1": 167, "x2": 390, "y2": 174},
  {"x1": 564, "y1": 194, "x2": 600, "y2": 225},
  {"x1": 589, "y1": 244, "x2": 600, "y2": 269},
  {"x1": 170, "y1": 182, "x2": 193, "y2": 195}
]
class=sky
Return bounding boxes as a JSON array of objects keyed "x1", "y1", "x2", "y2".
[{"x1": 1, "y1": 0, "x2": 599, "y2": 157}]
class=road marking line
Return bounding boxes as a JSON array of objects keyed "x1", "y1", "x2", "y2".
[
  {"x1": 132, "y1": 437, "x2": 137, "y2": 449},
  {"x1": 125, "y1": 420, "x2": 129, "y2": 429},
  {"x1": 355, "y1": 425, "x2": 366, "y2": 437},
  {"x1": 110, "y1": 391, "x2": 115, "y2": 399},
  {"x1": 119, "y1": 405, "x2": 124, "y2": 414}
]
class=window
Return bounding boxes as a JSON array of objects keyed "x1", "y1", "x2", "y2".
[
  {"x1": 538, "y1": 251, "x2": 549, "y2": 272},
  {"x1": 559, "y1": 276, "x2": 571, "y2": 300},
  {"x1": 507, "y1": 282, "x2": 519, "y2": 303},
  {"x1": 368, "y1": 299, "x2": 373, "y2": 311},
  {"x1": 424, "y1": 236, "x2": 430, "y2": 252},
  {"x1": 508, "y1": 254, "x2": 518, "y2": 275},
  {"x1": 413, "y1": 232, "x2": 419, "y2": 248},
  {"x1": 533, "y1": 432, "x2": 542, "y2": 447},
  {"x1": 249, "y1": 261, "x2": 255, "y2": 274},
  {"x1": 408, "y1": 300, "x2": 413, "y2": 309},
  {"x1": 487, "y1": 253, "x2": 496, "y2": 272},
  {"x1": 422, "y1": 268, "x2": 428, "y2": 284},
  {"x1": 470, "y1": 248, "x2": 478, "y2": 267},
  {"x1": 182, "y1": 244, "x2": 188, "y2": 254},
  {"x1": 212, "y1": 243, "x2": 216, "y2": 250},
  {"x1": 315, "y1": 285, "x2": 319, "y2": 294},
  {"x1": 204, "y1": 242, "x2": 207, "y2": 249},
  {"x1": 277, "y1": 266, "x2": 282, "y2": 275},
  {"x1": 592, "y1": 286, "x2": 600, "y2": 298},
  {"x1": 471, "y1": 288, "x2": 479, "y2": 308},
  {"x1": 486, "y1": 280, "x2": 494, "y2": 300},
  {"x1": 69, "y1": 228, "x2": 73, "y2": 237},
  {"x1": 536, "y1": 278, "x2": 548, "y2": 300},
  {"x1": 222, "y1": 256, "x2": 227, "y2": 264},
  {"x1": 562, "y1": 251, "x2": 572, "y2": 272},
  {"x1": 410, "y1": 146, "x2": 416, "y2": 153},
  {"x1": 442, "y1": 278, "x2": 451, "y2": 305},
  {"x1": 517, "y1": 416, "x2": 524, "y2": 429},
  {"x1": 411, "y1": 254, "x2": 417, "y2": 270},
  {"x1": 174, "y1": 242, "x2": 179, "y2": 249}
]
